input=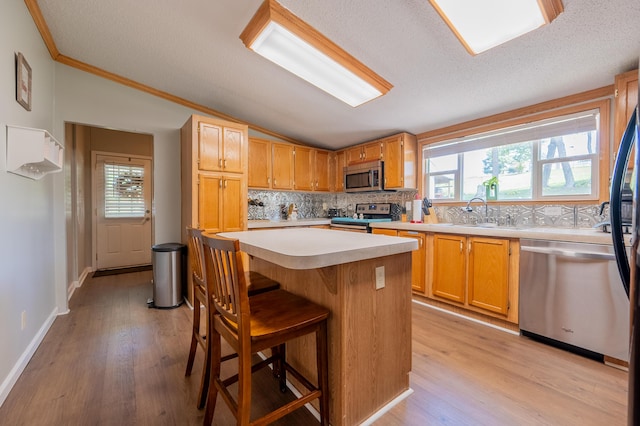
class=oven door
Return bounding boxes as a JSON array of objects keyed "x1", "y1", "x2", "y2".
[{"x1": 329, "y1": 222, "x2": 369, "y2": 233}]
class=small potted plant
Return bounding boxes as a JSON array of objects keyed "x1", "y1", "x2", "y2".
[{"x1": 483, "y1": 176, "x2": 499, "y2": 201}]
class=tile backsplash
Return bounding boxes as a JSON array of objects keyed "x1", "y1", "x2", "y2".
[
  {"x1": 247, "y1": 190, "x2": 417, "y2": 220},
  {"x1": 248, "y1": 189, "x2": 608, "y2": 229}
]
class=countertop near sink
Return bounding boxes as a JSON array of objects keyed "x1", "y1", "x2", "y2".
[
  {"x1": 248, "y1": 218, "x2": 331, "y2": 229},
  {"x1": 369, "y1": 221, "x2": 625, "y2": 245}
]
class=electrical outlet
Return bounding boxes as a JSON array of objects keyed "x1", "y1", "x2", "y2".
[
  {"x1": 544, "y1": 206, "x2": 562, "y2": 216},
  {"x1": 322, "y1": 202, "x2": 328, "y2": 210},
  {"x1": 21, "y1": 311, "x2": 26, "y2": 330},
  {"x1": 375, "y1": 266, "x2": 385, "y2": 290}
]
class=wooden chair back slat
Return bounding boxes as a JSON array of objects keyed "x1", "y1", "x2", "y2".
[
  {"x1": 202, "y1": 234, "x2": 250, "y2": 329},
  {"x1": 186, "y1": 227, "x2": 205, "y2": 288}
]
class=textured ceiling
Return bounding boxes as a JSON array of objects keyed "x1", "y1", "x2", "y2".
[{"x1": 36, "y1": 0, "x2": 640, "y2": 149}]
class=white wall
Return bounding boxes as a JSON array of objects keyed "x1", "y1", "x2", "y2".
[
  {"x1": 0, "y1": 0, "x2": 236, "y2": 407},
  {"x1": 53, "y1": 64, "x2": 196, "y2": 248},
  {"x1": 0, "y1": 0, "x2": 58, "y2": 405}
]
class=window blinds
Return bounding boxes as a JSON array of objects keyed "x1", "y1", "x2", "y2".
[
  {"x1": 424, "y1": 109, "x2": 599, "y2": 158},
  {"x1": 104, "y1": 163, "x2": 145, "y2": 218}
]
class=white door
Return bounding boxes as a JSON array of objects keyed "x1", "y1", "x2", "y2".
[{"x1": 94, "y1": 154, "x2": 152, "y2": 270}]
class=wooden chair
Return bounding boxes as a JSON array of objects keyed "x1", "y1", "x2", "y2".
[
  {"x1": 201, "y1": 233, "x2": 330, "y2": 426},
  {"x1": 184, "y1": 228, "x2": 279, "y2": 410}
]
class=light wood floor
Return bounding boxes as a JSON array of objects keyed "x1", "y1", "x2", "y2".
[{"x1": 0, "y1": 271, "x2": 628, "y2": 425}]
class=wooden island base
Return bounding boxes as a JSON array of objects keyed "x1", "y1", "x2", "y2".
[{"x1": 250, "y1": 252, "x2": 412, "y2": 426}]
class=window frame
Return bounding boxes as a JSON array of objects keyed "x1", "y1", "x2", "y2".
[{"x1": 418, "y1": 97, "x2": 611, "y2": 204}]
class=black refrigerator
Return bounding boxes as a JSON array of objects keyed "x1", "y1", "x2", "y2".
[{"x1": 610, "y1": 83, "x2": 639, "y2": 422}]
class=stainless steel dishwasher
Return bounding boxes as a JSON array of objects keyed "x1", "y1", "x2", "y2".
[{"x1": 519, "y1": 239, "x2": 630, "y2": 362}]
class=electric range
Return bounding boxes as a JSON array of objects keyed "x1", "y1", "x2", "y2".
[{"x1": 330, "y1": 203, "x2": 394, "y2": 233}]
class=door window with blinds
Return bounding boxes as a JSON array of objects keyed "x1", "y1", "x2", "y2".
[
  {"x1": 104, "y1": 163, "x2": 146, "y2": 218},
  {"x1": 422, "y1": 108, "x2": 601, "y2": 202}
]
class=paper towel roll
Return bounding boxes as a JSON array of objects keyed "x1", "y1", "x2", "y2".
[{"x1": 412, "y1": 199, "x2": 422, "y2": 222}]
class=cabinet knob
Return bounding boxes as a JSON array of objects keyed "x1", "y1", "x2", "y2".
[
  {"x1": 223, "y1": 159, "x2": 227, "y2": 168},
  {"x1": 218, "y1": 158, "x2": 223, "y2": 168}
]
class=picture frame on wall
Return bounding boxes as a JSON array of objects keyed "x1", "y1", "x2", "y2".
[{"x1": 16, "y1": 52, "x2": 32, "y2": 111}]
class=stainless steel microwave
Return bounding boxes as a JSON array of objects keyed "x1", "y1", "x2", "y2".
[{"x1": 344, "y1": 160, "x2": 384, "y2": 192}]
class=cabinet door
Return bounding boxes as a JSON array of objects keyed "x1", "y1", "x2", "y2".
[
  {"x1": 314, "y1": 149, "x2": 331, "y2": 192},
  {"x1": 333, "y1": 150, "x2": 346, "y2": 191},
  {"x1": 398, "y1": 231, "x2": 426, "y2": 293},
  {"x1": 221, "y1": 176, "x2": 244, "y2": 232},
  {"x1": 294, "y1": 146, "x2": 314, "y2": 191},
  {"x1": 372, "y1": 229, "x2": 397, "y2": 236},
  {"x1": 223, "y1": 127, "x2": 244, "y2": 173},
  {"x1": 198, "y1": 174, "x2": 222, "y2": 232},
  {"x1": 248, "y1": 138, "x2": 271, "y2": 188},
  {"x1": 362, "y1": 141, "x2": 382, "y2": 162},
  {"x1": 432, "y1": 234, "x2": 466, "y2": 303},
  {"x1": 198, "y1": 122, "x2": 222, "y2": 171},
  {"x1": 345, "y1": 146, "x2": 363, "y2": 165},
  {"x1": 614, "y1": 70, "x2": 638, "y2": 168},
  {"x1": 467, "y1": 237, "x2": 510, "y2": 315},
  {"x1": 272, "y1": 143, "x2": 294, "y2": 189},
  {"x1": 382, "y1": 135, "x2": 404, "y2": 189}
]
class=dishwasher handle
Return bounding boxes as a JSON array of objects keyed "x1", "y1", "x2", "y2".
[{"x1": 520, "y1": 245, "x2": 615, "y2": 261}]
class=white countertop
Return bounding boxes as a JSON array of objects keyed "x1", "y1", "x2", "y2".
[
  {"x1": 248, "y1": 218, "x2": 331, "y2": 229},
  {"x1": 219, "y1": 228, "x2": 418, "y2": 270},
  {"x1": 369, "y1": 221, "x2": 627, "y2": 245}
]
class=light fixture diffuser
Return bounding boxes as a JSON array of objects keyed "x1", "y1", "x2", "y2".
[
  {"x1": 428, "y1": 0, "x2": 564, "y2": 55},
  {"x1": 240, "y1": 0, "x2": 392, "y2": 107}
]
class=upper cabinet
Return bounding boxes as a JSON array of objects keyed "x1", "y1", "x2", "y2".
[
  {"x1": 314, "y1": 149, "x2": 331, "y2": 192},
  {"x1": 248, "y1": 138, "x2": 331, "y2": 192},
  {"x1": 380, "y1": 133, "x2": 417, "y2": 190},
  {"x1": 293, "y1": 145, "x2": 314, "y2": 191},
  {"x1": 6, "y1": 125, "x2": 64, "y2": 180},
  {"x1": 346, "y1": 141, "x2": 382, "y2": 164},
  {"x1": 271, "y1": 142, "x2": 294, "y2": 190},
  {"x1": 331, "y1": 150, "x2": 346, "y2": 192},
  {"x1": 248, "y1": 138, "x2": 272, "y2": 188},
  {"x1": 198, "y1": 121, "x2": 244, "y2": 173},
  {"x1": 614, "y1": 69, "x2": 638, "y2": 166}
]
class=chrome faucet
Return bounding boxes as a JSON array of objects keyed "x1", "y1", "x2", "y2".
[{"x1": 465, "y1": 197, "x2": 489, "y2": 222}]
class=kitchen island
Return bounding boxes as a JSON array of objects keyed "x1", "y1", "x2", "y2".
[{"x1": 218, "y1": 228, "x2": 418, "y2": 426}]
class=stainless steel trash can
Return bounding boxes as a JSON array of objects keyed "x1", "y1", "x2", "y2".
[{"x1": 149, "y1": 243, "x2": 186, "y2": 308}]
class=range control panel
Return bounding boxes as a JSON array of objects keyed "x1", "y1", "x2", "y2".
[{"x1": 355, "y1": 203, "x2": 391, "y2": 215}]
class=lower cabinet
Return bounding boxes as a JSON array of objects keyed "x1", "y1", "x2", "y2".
[
  {"x1": 373, "y1": 229, "x2": 427, "y2": 293},
  {"x1": 371, "y1": 229, "x2": 398, "y2": 236},
  {"x1": 431, "y1": 233, "x2": 518, "y2": 322},
  {"x1": 198, "y1": 174, "x2": 244, "y2": 233},
  {"x1": 398, "y1": 231, "x2": 426, "y2": 293}
]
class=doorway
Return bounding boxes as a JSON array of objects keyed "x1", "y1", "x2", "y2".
[{"x1": 65, "y1": 124, "x2": 154, "y2": 284}]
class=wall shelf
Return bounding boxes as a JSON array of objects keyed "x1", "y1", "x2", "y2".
[{"x1": 6, "y1": 125, "x2": 63, "y2": 180}]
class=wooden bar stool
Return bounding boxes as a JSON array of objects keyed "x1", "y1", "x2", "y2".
[
  {"x1": 201, "y1": 233, "x2": 330, "y2": 426},
  {"x1": 184, "y1": 228, "x2": 279, "y2": 409}
]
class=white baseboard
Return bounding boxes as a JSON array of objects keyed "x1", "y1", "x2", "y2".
[
  {"x1": 67, "y1": 267, "x2": 93, "y2": 301},
  {"x1": 360, "y1": 388, "x2": 414, "y2": 425},
  {"x1": 0, "y1": 307, "x2": 58, "y2": 408}
]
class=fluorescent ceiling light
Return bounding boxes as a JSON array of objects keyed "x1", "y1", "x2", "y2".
[
  {"x1": 428, "y1": 0, "x2": 564, "y2": 54},
  {"x1": 240, "y1": 0, "x2": 392, "y2": 107}
]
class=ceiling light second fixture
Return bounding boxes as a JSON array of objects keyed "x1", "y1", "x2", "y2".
[
  {"x1": 428, "y1": 0, "x2": 564, "y2": 55},
  {"x1": 240, "y1": 0, "x2": 393, "y2": 107}
]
